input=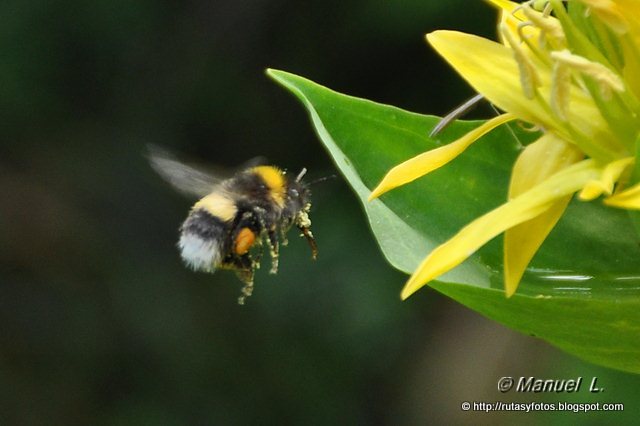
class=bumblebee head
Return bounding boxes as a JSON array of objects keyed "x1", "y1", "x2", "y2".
[{"x1": 285, "y1": 168, "x2": 311, "y2": 214}]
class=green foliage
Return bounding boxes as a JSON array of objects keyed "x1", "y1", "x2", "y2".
[{"x1": 268, "y1": 69, "x2": 640, "y2": 374}]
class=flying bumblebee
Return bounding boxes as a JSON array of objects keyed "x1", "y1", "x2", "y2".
[{"x1": 149, "y1": 146, "x2": 317, "y2": 304}]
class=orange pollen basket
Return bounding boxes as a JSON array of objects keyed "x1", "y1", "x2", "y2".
[{"x1": 234, "y1": 227, "x2": 256, "y2": 255}]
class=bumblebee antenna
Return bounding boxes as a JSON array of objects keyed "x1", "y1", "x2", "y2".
[
  {"x1": 294, "y1": 168, "x2": 337, "y2": 185},
  {"x1": 295, "y1": 168, "x2": 308, "y2": 182},
  {"x1": 308, "y1": 175, "x2": 337, "y2": 186}
]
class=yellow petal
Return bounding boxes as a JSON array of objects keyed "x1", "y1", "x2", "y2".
[
  {"x1": 604, "y1": 181, "x2": 640, "y2": 208},
  {"x1": 578, "y1": 156, "x2": 633, "y2": 200},
  {"x1": 485, "y1": 0, "x2": 522, "y2": 13},
  {"x1": 427, "y1": 30, "x2": 617, "y2": 160},
  {"x1": 428, "y1": 31, "x2": 549, "y2": 124},
  {"x1": 580, "y1": 0, "x2": 628, "y2": 34},
  {"x1": 621, "y1": 37, "x2": 640, "y2": 101},
  {"x1": 504, "y1": 134, "x2": 583, "y2": 297},
  {"x1": 368, "y1": 113, "x2": 515, "y2": 200},
  {"x1": 615, "y1": 0, "x2": 640, "y2": 44},
  {"x1": 488, "y1": 0, "x2": 528, "y2": 30},
  {"x1": 401, "y1": 159, "x2": 599, "y2": 300},
  {"x1": 616, "y1": 0, "x2": 640, "y2": 101}
]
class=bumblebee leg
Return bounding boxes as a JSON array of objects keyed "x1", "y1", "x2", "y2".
[
  {"x1": 299, "y1": 226, "x2": 318, "y2": 260},
  {"x1": 234, "y1": 255, "x2": 256, "y2": 305},
  {"x1": 293, "y1": 209, "x2": 316, "y2": 259},
  {"x1": 223, "y1": 251, "x2": 259, "y2": 305},
  {"x1": 267, "y1": 228, "x2": 279, "y2": 274},
  {"x1": 279, "y1": 227, "x2": 289, "y2": 246},
  {"x1": 237, "y1": 278, "x2": 254, "y2": 305}
]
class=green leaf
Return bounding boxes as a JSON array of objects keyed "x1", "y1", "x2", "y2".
[{"x1": 267, "y1": 69, "x2": 640, "y2": 374}]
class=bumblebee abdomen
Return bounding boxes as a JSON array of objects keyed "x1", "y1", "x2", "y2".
[
  {"x1": 193, "y1": 192, "x2": 237, "y2": 222},
  {"x1": 179, "y1": 208, "x2": 228, "y2": 272}
]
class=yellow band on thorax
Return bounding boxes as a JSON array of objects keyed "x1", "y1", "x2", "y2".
[{"x1": 252, "y1": 166, "x2": 286, "y2": 207}]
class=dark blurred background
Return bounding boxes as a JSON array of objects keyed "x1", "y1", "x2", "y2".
[{"x1": 1, "y1": 0, "x2": 639, "y2": 424}]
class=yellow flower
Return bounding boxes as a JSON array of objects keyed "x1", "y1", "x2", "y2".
[{"x1": 370, "y1": 0, "x2": 640, "y2": 299}]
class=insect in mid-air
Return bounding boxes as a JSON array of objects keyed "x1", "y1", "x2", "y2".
[{"x1": 149, "y1": 146, "x2": 317, "y2": 304}]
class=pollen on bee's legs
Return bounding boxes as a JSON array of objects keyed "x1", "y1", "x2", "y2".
[
  {"x1": 236, "y1": 269, "x2": 255, "y2": 305},
  {"x1": 299, "y1": 227, "x2": 318, "y2": 260},
  {"x1": 280, "y1": 231, "x2": 289, "y2": 246},
  {"x1": 269, "y1": 250, "x2": 279, "y2": 274},
  {"x1": 237, "y1": 281, "x2": 254, "y2": 305},
  {"x1": 268, "y1": 229, "x2": 279, "y2": 274},
  {"x1": 234, "y1": 227, "x2": 256, "y2": 255}
]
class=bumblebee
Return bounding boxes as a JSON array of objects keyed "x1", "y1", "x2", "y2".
[{"x1": 149, "y1": 147, "x2": 317, "y2": 304}]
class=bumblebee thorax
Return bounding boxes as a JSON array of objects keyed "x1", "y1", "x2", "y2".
[{"x1": 250, "y1": 166, "x2": 286, "y2": 207}]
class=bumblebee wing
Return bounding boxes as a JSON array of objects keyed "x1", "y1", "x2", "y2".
[
  {"x1": 147, "y1": 145, "x2": 221, "y2": 198},
  {"x1": 240, "y1": 156, "x2": 268, "y2": 169}
]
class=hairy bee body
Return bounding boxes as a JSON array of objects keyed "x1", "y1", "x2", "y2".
[
  {"x1": 149, "y1": 146, "x2": 318, "y2": 303},
  {"x1": 177, "y1": 165, "x2": 316, "y2": 302}
]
